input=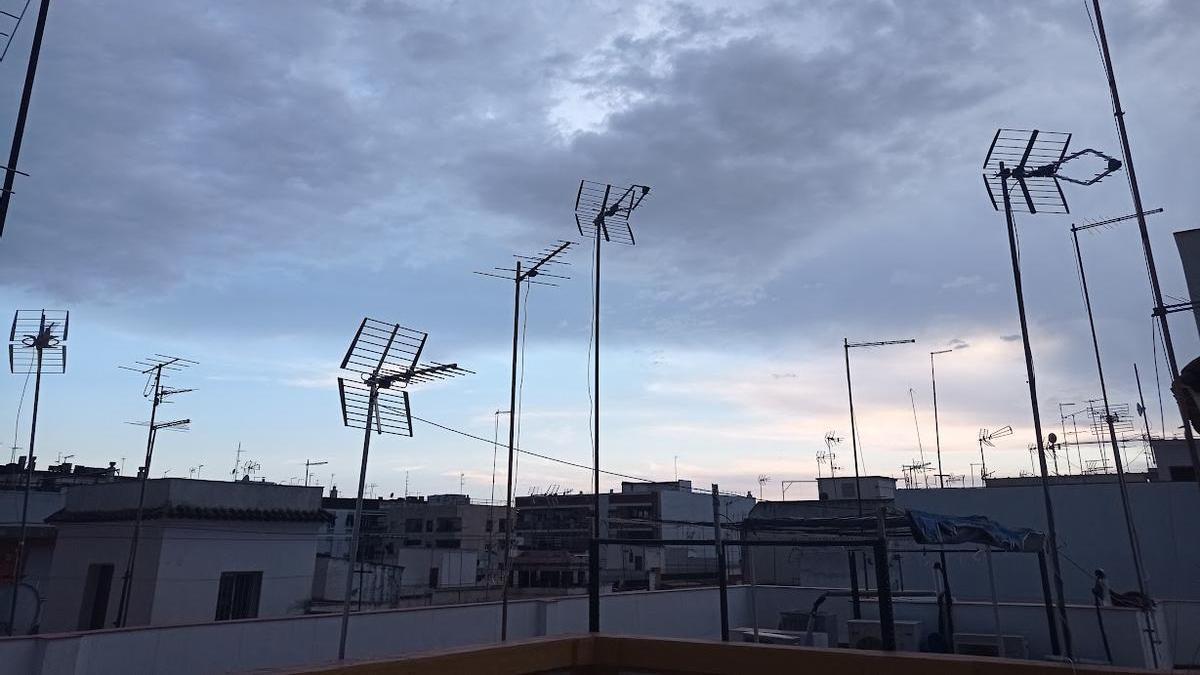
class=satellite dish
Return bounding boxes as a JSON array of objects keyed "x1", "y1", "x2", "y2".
[{"x1": 1047, "y1": 432, "x2": 1057, "y2": 447}]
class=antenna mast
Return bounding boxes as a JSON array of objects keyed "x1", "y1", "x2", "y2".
[
  {"x1": 844, "y1": 337, "x2": 916, "y2": 515},
  {"x1": 574, "y1": 178, "x2": 650, "y2": 634},
  {"x1": 113, "y1": 354, "x2": 196, "y2": 628},
  {"x1": 5, "y1": 309, "x2": 68, "y2": 636},
  {"x1": 334, "y1": 317, "x2": 470, "y2": 660},
  {"x1": 982, "y1": 127, "x2": 1120, "y2": 658},
  {"x1": 476, "y1": 239, "x2": 575, "y2": 641}
]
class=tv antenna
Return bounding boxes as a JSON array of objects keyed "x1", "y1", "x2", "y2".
[
  {"x1": 475, "y1": 238, "x2": 575, "y2": 641},
  {"x1": 901, "y1": 461, "x2": 931, "y2": 489},
  {"x1": 5, "y1": 309, "x2": 67, "y2": 636},
  {"x1": 756, "y1": 474, "x2": 771, "y2": 500},
  {"x1": 113, "y1": 353, "x2": 196, "y2": 628},
  {"x1": 0, "y1": 0, "x2": 51, "y2": 240},
  {"x1": 188, "y1": 464, "x2": 204, "y2": 479},
  {"x1": 844, "y1": 337, "x2": 916, "y2": 515},
  {"x1": 334, "y1": 317, "x2": 470, "y2": 660},
  {"x1": 982, "y1": 128, "x2": 1120, "y2": 658},
  {"x1": 238, "y1": 459, "x2": 261, "y2": 480},
  {"x1": 575, "y1": 178, "x2": 650, "y2": 634},
  {"x1": 304, "y1": 459, "x2": 328, "y2": 487},
  {"x1": 821, "y1": 431, "x2": 841, "y2": 478},
  {"x1": 976, "y1": 425, "x2": 1012, "y2": 485}
]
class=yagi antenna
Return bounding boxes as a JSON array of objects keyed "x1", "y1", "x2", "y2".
[
  {"x1": 475, "y1": 239, "x2": 576, "y2": 641},
  {"x1": 335, "y1": 317, "x2": 470, "y2": 661},
  {"x1": 114, "y1": 352, "x2": 196, "y2": 629},
  {"x1": 5, "y1": 309, "x2": 68, "y2": 636}
]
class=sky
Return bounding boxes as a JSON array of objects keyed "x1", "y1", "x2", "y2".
[{"x1": 0, "y1": 0, "x2": 1198, "y2": 502}]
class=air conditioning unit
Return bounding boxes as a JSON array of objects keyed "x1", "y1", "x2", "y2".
[
  {"x1": 777, "y1": 611, "x2": 840, "y2": 647},
  {"x1": 953, "y1": 633, "x2": 1028, "y2": 660},
  {"x1": 733, "y1": 628, "x2": 829, "y2": 647},
  {"x1": 847, "y1": 619, "x2": 922, "y2": 652}
]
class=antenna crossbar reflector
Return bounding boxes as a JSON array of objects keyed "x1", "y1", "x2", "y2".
[
  {"x1": 8, "y1": 309, "x2": 68, "y2": 374},
  {"x1": 574, "y1": 180, "x2": 650, "y2": 245},
  {"x1": 338, "y1": 377, "x2": 413, "y2": 437},
  {"x1": 340, "y1": 318, "x2": 428, "y2": 382}
]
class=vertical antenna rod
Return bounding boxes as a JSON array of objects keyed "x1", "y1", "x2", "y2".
[
  {"x1": 1071, "y1": 221, "x2": 1157, "y2": 663},
  {"x1": 1091, "y1": 0, "x2": 1200, "y2": 490},
  {"x1": 930, "y1": 349, "x2": 955, "y2": 488}
]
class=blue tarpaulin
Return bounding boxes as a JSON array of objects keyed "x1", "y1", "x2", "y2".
[{"x1": 906, "y1": 509, "x2": 1046, "y2": 552}]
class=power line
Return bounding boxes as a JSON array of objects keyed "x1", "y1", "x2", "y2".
[{"x1": 411, "y1": 415, "x2": 655, "y2": 484}]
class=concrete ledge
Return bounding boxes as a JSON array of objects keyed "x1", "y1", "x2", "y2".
[{"x1": 294, "y1": 634, "x2": 1163, "y2": 675}]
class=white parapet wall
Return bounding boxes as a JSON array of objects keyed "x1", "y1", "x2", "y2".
[{"x1": 0, "y1": 585, "x2": 1174, "y2": 674}]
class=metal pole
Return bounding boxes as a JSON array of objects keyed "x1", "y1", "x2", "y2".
[
  {"x1": 874, "y1": 509, "x2": 895, "y2": 652},
  {"x1": 999, "y1": 166, "x2": 1073, "y2": 657},
  {"x1": 978, "y1": 437, "x2": 987, "y2": 485},
  {"x1": 712, "y1": 485, "x2": 729, "y2": 642},
  {"x1": 1059, "y1": 404, "x2": 1074, "y2": 475},
  {"x1": 588, "y1": 201, "x2": 604, "y2": 633},
  {"x1": 500, "y1": 262, "x2": 521, "y2": 641},
  {"x1": 984, "y1": 547, "x2": 1004, "y2": 656},
  {"x1": 747, "y1": 526, "x2": 759, "y2": 643},
  {"x1": 1092, "y1": 0, "x2": 1200, "y2": 490},
  {"x1": 338, "y1": 386, "x2": 377, "y2": 661},
  {"x1": 845, "y1": 339, "x2": 863, "y2": 516},
  {"x1": 848, "y1": 551, "x2": 861, "y2": 619},
  {"x1": 931, "y1": 353, "x2": 945, "y2": 488},
  {"x1": 1072, "y1": 225, "x2": 1158, "y2": 666},
  {"x1": 936, "y1": 555, "x2": 955, "y2": 653},
  {"x1": 0, "y1": 0, "x2": 51, "y2": 239},
  {"x1": 1037, "y1": 549, "x2": 1061, "y2": 656},
  {"x1": 115, "y1": 364, "x2": 163, "y2": 628},
  {"x1": 5, "y1": 327, "x2": 42, "y2": 636},
  {"x1": 1134, "y1": 364, "x2": 1156, "y2": 474}
]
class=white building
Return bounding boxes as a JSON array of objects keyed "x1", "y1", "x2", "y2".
[{"x1": 41, "y1": 478, "x2": 329, "y2": 632}]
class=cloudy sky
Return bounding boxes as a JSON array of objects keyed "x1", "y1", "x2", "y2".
[{"x1": 0, "y1": 0, "x2": 1197, "y2": 501}]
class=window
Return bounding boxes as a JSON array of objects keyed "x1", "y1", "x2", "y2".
[
  {"x1": 435, "y1": 539, "x2": 461, "y2": 549},
  {"x1": 485, "y1": 519, "x2": 493, "y2": 533},
  {"x1": 215, "y1": 571, "x2": 262, "y2": 621},
  {"x1": 77, "y1": 563, "x2": 114, "y2": 630},
  {"x1": 404, "y1": 518, "x2": 423, "y2": 533},
  {"x1": 425, "y1": 519, "x2": 433, "y2": 532}
]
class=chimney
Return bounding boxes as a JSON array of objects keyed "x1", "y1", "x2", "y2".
[{"x1": 330, "y1": 485, "x2": 339, "y2": 499}]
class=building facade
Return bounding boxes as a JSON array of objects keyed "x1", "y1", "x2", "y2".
[
  {"x1": 513, "y1": 480, "x2": 756, "y2": 592},
  {"x1": 41, "y1": 479, "x2": 329, "y2": 632}
]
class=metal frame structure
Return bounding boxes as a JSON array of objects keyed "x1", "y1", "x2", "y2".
[
  {"x1": 113, "y1": 354, "x2": 196, "y2": 628},
  {"x1": 0, "y1": 0, "x2": 50, "y2": 239},
  {"x1": 334, "y1": 317, "x2": 469, "y2": 660},
  {"x1": 477, "y1": 239, "x2": 575, "y2": 641},
  {"x1": 982, "y1": 126, "x2": 1121, "y2": 659},
  {"x1": 574, "y1": 179, "x2": 650, "y2": 634},
  {"x1": 4, "y1": 308, "x2": 66, "y2": 636},
  {"x1": 843, "y1": 337, "x2": 915, "y2": 515}
]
